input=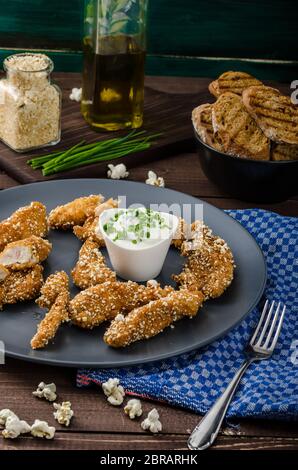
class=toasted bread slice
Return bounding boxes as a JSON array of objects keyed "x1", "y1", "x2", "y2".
[
  {"x1": 271, "y1": 143, "x2": 298, "y2": 161},
  {"x1": 243, "y1": 86, "x2": 298, "y2": 144},
  {"x1": 209, "y1": 71, "x2": 263, "y2": 98},
  {"x1": 212, "y1": 92, "x2": 270, "y2": 160},
  {"x1": 192, "y1": 104, "x2": 223, "y2": 150}
]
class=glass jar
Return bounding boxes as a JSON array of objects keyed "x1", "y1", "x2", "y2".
[
  {"x1": 0, "y1": 53, "x2": 61, "y2": 152},
  {"x1": 82, "y1": 0, "x2": 148, "y2": 131}
]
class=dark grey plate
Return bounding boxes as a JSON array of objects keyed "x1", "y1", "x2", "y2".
[{"x1": 0, "y1": 179, "x2": 266, "y2": 368}]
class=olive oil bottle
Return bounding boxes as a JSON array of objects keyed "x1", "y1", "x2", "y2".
[
  {"x1": 81, "y1": 35, "x2": 145, "y2": 131},
  {"x1": 81, "y1": 1, "x2": 147, "y2": 131}
]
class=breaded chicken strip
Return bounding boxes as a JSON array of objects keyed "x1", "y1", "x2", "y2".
[
  {"x1": 31, "y1": 291, "x2": 69, "y2": 349},
  {"x1": 73, "y1": 198, "x2": 118, "y2": 246},
  {"x1": 71, "y1": 238, "x2": 116, "y2": 289},
  {"x1": 69, "y1": 280, "x2": 174, "y2": 329},
  {"x1": 48, "y1": 195, "x2": 103, "y2": 230},
  {"x1": 36, "y1": 270, "x2": 69, "y2": 308},
  {"x1": 0, "y1": 265, "x2": 43, "y2": 310},
  {"x1": 0, "y1": 264, "x2": 9, "y2": 283},
  {"x1": 104, "y1": 289, "x2": 204, "y2": 348},
  {"x1": 173, "y1": 221, "x2": 234, "y2": 300},
  {"x1": 0, "y1": 202, "x2": 48, "y2": 252},
  {"x1": 0, "y1": 236, "x2": 52, "y2": 270}
]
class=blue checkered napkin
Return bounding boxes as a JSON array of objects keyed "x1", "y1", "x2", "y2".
[{"x1": 77, "y1": 209, "x2": 298, "y2": 421}]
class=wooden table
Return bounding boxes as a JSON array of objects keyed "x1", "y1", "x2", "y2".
[{"x1": 0, "y1": 76, "x2": 297, "y2": 451}]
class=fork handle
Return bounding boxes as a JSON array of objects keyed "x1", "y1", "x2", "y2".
[{"x1": 188, "y1": 359, "x2": 253, "y2": 450}]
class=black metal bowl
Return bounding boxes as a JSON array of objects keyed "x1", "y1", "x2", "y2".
[{"x1": 194, "y1": 131, "x2": 298, "y2": 203}]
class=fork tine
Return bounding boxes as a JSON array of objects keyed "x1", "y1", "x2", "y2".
[
  {"x1": 268, "y1": 305, "x2": 286, "y2": 352},
  {"x1": 263, "y1": 302, "x2": 281, "y2": 349},
  {"x1": 250, "y1": 300, "x2": 269, "y2": 345},
  {"x1": 254, "y1": 301, "x2": 275, "y2": 348}
]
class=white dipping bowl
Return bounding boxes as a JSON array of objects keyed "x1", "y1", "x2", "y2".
[{"x1": 97, "y1": 209, "x2": 179, "y2": 282}]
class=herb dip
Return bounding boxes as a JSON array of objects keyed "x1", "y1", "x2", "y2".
[{"x1": 102, "y1": 208, "x2": 171, "y2": 248}]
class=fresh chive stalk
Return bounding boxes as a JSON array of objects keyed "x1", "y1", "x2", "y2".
[{"x1": 27, "y1": 131, "x2": 161, "y2": 176}]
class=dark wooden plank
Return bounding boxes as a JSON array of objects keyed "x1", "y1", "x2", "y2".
[
  {"x1": 0, "y1": 75, "x2": 293, "y2": 185},
  {"x1": 0, "y1": 358, "x2": 297, "y2": 442},
  {"x1": 0, "y1": 50, "x2": 296, "y2": 81},
  {"x1": 0, "y1": 85, "x2": 201, "y2": 184},
  {"x1": 146, "y1": 56, "x2": 298, "y2": 82},
  {"x1": 1, "y1": 0, "x2": 296, "y2": 59},
  {"x1": 0, "y1": 0, "x2": 83, "y2": 51},
  {"x1": 0, "y1": 1, "x2": 297, "y2": 80},
  {"x1": 0, "y1": 431, "x2": 297, "y2": 451},
  {"x1": 0, "y1": 171, "x2": 18, "y2": 189}
]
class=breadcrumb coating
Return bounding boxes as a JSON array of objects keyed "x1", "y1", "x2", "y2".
[
  {"x1": 73, "y1": 197, "x2": 118, "y2": 245},
  {"x1": 0, "y1": 264, "x2": 9, "y2": 283},
  {"x1": 31, "y1": 291, "x2": 69, "y2": 349},
  {"x1": 0, "y1": 235, "x2": 52, "y2": 270},
  {"x1": 0, "y1": 265, "x2": 44, "y2": 310},
  {"x1": 0, "y1": 202, "x2": 48, "y2": 252},
  {"x1": 69, "y1": 280, "x2": 174, "y2": 329},
  {"x1": 36, "y1": 270, "x2": 69, "y2": 308},
  {"x1": 173, "y1": 221, "x2": 234, "y2": 299},
  {"x1": 71, "y1": 238, "x2": 116, "y2": 289},
  {"x1": 104, "y1": 289, "x2": 204, "y2": 348},
  {"x1": 73, "y1": 215, "x2": 105, "y2": 246},
  {"x1": 48, "y1": 195, "x2": 103, "y2": 230}
]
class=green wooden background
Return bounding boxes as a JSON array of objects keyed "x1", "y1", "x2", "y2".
[{"x1": 0, "y1": 0, "x2": 297, "y2": 80}]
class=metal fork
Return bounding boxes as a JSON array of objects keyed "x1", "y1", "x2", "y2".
[{"x1": 188, "y1": 300, "x2": 286, "y2": 450}]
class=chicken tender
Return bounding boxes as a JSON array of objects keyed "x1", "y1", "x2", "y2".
[
  {"x1": 0, "y1": 202, "x2": 48, "y2": 252},
  {"x1": 0, "y1": 236, "x2": 52, "y2": 270},
  {"x1": 0, "y1": 264, "x2": 9, "y2": 283},
  {"x1": 69, "y1": 280, "x2": 174, "y2": 329},
  {"x1": 36, "y1": 270, "x2": 69, "y2": 308},
  {"x1": 48, "y1": 195, "x2": 103, "y2": 230},
  {"x1": 173, "y1": 221, "x2": 234, "y2": 299},
  {"x1": 71, "y1": 238, "x2": 116, "y2": 289},
  {"x1": 31, "y1": 291, "x2": 69, "y2": 349},
  {"x1": 73, "y1": 198, "x2": 118, "y2": 245},
  {"x1": 0, "y1": 265, "x2": 44, "y2": 310},
  {"x1": 104, "y1": 289, "x2": 204, "y2": 348},
  {"x1": 73, "y1": 215, "x2": 104, "y2": 246}
]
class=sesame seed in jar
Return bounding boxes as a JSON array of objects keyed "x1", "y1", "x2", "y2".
[{"x1": 0, "y1": 53, "x2": 61, "y2": 152}]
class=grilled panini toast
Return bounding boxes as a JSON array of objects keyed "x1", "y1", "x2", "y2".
[
  {"x1": 243, "y1": 86, "x2": 298, "y2": 144},
  {"x1": 209, "y1": 71, "x2": 263, "y2": 98},
  {"x1": 192, "y1": 104, "x2": 223, "y2": 150},
  {"x1": 212, "y1": 92, "x2": 270, "y2": 160},
  {"x1": 271, "y1": 143, "x2": 298, "y2": 161}
]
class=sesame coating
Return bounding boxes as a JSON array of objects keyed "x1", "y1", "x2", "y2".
[
  {"x1": 69, "y1": 280, "x2": 174, "y2": 329},
  {"x1": 104, "y1": 289, "x2": 204, "y2": 348},
  {"x1": 0, "y1": 264, "x2": 9, "y2": 283},
  {"x1": 73, "y1": 215, "x2": 104, "y2": 246},
  {"x1": 31, "y1": 291, "x2": 69, "y2": 349},
  {"x1": 0, "y1": 265, "x2": 44, "y2": 310},
  {"x1": 73, "y1": 197, "x2": 118, "y2": 245},
  {"x1": 71, "y1": 238, "x2": 116, "y2": 289},
  {"x1": 173, "y1": 221, "x2": 234, "y2": 299},
  {"x1": 0, "y1": 202, "x2": 48, "y2": 252},
  {"x1": 36, "y1": 270, "x2": 69, "y2": 308},
  {"x1": 48, "y1": 195, "x2": 103, "y2": 230}
]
